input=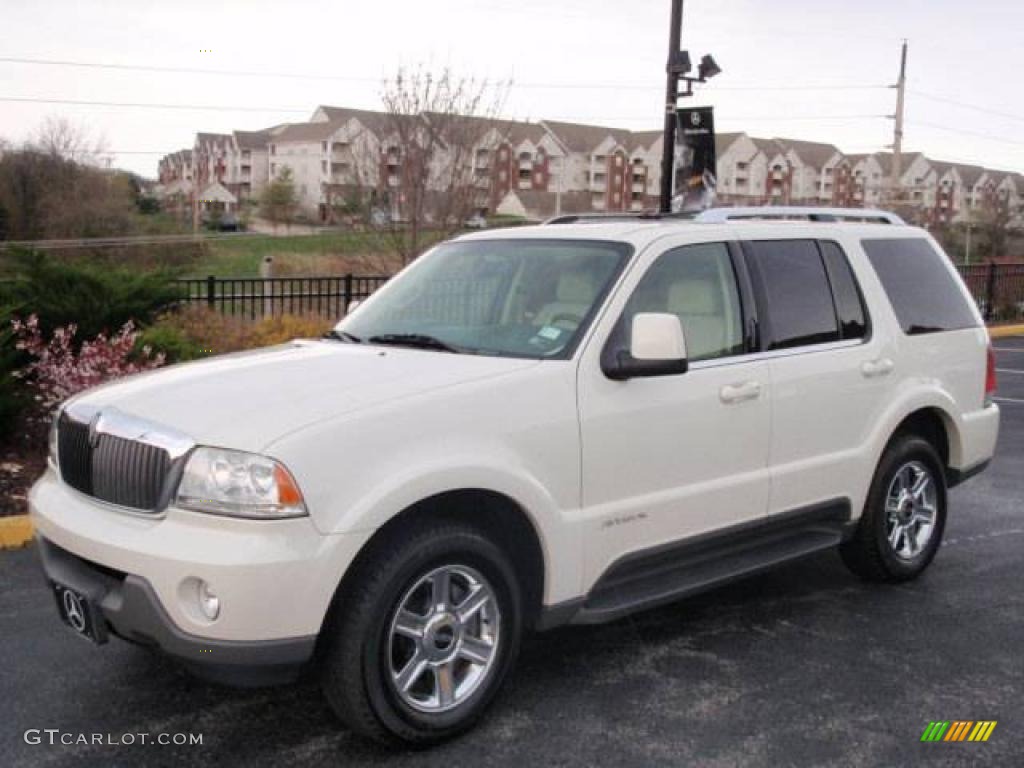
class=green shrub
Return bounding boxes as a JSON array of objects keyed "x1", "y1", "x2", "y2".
[
  {"x1": 0, "y1": 302, "x2": 25, "y2": 436},
  {"x1": 135, "y1": 322, "x2": 206, "y2": 363},
  {"x1": 0, "y1": 248, "x2": 184, "y2": 342}
]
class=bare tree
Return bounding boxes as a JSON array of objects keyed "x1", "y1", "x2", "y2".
[
  {"x1": 373, "y1": 67, "x2": 511, "y2": 265},
  {"x1": 32, "y1": 116, "x2": 110, "y2": 166}
]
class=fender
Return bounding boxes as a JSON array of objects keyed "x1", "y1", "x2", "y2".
[
  {"x1": 325, "y1": 457, "x2": 582, "y2": 607},
  {"x1": 865, "y1": 383, "x2": 963, "y2": 475}
]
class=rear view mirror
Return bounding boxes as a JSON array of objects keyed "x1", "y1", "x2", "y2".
[{"x1": 603, "y1": 313, "x2": 689, "y2": 380}]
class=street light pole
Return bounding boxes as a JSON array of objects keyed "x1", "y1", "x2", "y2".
[{"x1": 658, "y1": 0, "x2": 685, "y2": 213}]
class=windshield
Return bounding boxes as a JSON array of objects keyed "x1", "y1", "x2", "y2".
[{"x1": 338, "y1": 239, "x2": 630, "y2": 359}]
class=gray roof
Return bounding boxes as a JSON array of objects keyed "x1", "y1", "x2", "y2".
[
  {"x1": 771, "y1": 138, "x2": 841, "y2": 168},
  {"x1": 714, "y1": 132, "x2": 745, "y2": 155},
  {"x1": 272, "y1": 121, "x2": 344, "y2": 143},
  {"x1": 233, "y1": 129, "x2": 272, "y2": 150},
  {"x1": 541, "y1": 120, "x2": 634, "y2": 153}
]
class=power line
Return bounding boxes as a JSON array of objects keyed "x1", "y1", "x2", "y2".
[
  {"x1": 0, "y1": 55, "x2": 890, "y2": 92},
  {"x1": 907, "y1": 120, "x2": 1024, "y2": 148},
  {"x1": 909, "y1": 90, "x2": 1024, "y2": 123},
  {"x1": 0, "y1": 96, "x2": 310, "y2": 114}
]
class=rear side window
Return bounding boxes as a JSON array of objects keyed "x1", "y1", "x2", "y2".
[
  {"x1": 861, "y1": 238, "x2": 978, "y2": 334},
  {"x1": 820, "y1": 241, "x2": 868, "y2": 340},
  {"x1": 745, "y1": 240, "x2": 839, "y2": 349}
]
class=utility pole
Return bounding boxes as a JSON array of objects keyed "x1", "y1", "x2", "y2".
[
  {"x1": 658, "y1": 0, "x2": 685, "y2": 213},
  {"x1": 888, "y1": 40, "x2": 908, "y2": 208}
]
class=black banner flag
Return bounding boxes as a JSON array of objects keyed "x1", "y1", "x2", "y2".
[{"x1": 673, "y1": 106, "x2": 717, "y2": 212}]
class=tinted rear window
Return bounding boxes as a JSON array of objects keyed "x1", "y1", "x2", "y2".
[
  {"x1": 861, "y1": 238, "x2": 977, "y2": 334},
  {"x1": 745, "y1": 240, "x2": 840, "y2": 350}
]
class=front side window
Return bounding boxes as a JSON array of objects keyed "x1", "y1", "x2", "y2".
[
  {"x1": 616, "y1": 242, "x2": 745, "y2": 362},
  {"x1": 339, "y1": 240, "x2": 629, "y2": 359},
  {"x1": 861, "y1": 238, "x2": 977, "y2": 334},
  {"x1": 746, "y1": 239, "x2": 840, "y2": 350}
]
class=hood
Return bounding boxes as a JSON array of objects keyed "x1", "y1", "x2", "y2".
[{"x1": 70, "y1": 341, "x2": 538, "y2": 451}]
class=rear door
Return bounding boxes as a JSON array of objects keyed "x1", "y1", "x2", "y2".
[{"x1": 742, "y1": 237, "x2": 896, "y2": 516}]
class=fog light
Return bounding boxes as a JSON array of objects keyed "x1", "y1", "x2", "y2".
[{"x1": 197, "y1": 580, "x2": 220, "y2": 621}]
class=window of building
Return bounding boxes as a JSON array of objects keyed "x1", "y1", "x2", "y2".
[
  {"x1": 270, "y1": 145, "x2": 276, "y2": 155},
  {"x1": 745, "y1": 240, "x2": 840, "y2": 350},
  {"x1": 618, "y1": 242, "x2": 744, "y2": 362},
  {"x1": 861, "y1": 238, "x2": 978, "y2": 335}
]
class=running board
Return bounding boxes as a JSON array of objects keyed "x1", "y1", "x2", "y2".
[{"x1": 570, "y1": 500, "x2": 851, "y2": 626}]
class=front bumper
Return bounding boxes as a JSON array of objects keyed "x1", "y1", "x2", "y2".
[
  {"x1": 37, "y1": 536, "x2": 314, "y2": 685},
  {"x1": 29, "y1": 469, "x2": 374, "y2": 684}
]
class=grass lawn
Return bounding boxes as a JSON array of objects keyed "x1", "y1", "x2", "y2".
[{"x1": 193, "y1": 230, "x2": 442, "y2": 277}]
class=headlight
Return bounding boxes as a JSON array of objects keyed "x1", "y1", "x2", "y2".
[
  {"x1": 48, "y1": 410, "x2": 60, "y2": 469},
  {"x1": 175, "y1": 447, "x2": 307, "y2": 519}
]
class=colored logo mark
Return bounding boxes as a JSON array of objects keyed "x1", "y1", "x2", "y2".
[{"x1": 921, "y1": 721, "x2": 997, "y2": 742}]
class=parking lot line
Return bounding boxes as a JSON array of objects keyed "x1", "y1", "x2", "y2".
[
  {"x1": 994, "y1": 347, "x2": 1024, "y2": 353},
  {"x1": 996, "y1": 369, "x2": 1024, "y2": 375},
  {"x1": 994, "y1": 396, "x2": 1024, "y2": 404}
]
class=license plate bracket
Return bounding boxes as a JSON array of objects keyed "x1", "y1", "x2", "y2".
[{"x1": 52, "y1": 582, "x2": 107, "y2": 644}]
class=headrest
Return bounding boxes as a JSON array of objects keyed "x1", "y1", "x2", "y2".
[
  {"x1": 667, "y1": 280, "x2": 717, "y2": 316},
  {"x1": 556, "y1": 271, "x2": 597, "y2": 303}
]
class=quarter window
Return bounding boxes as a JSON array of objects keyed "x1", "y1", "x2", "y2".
[
  {"x1": 621, "y1": 242, "x2": 744, "y2": 362},
  {"x1": 861, "y1": 238, "x2": 977, "y2": 334},
  {"x1": 746, "y1": 240, "x2": 839, "y2": 350}
]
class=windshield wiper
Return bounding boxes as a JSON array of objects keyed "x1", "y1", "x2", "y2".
[
  {"x1": 368, "y1": 333, "x2": 461, "y2": 353},
  {"x1": 323, "y1": 329, "x2": 364, "y2": 344}
]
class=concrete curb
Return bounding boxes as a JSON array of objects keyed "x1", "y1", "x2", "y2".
[
  {"x1": 989, "y1": 324, "x2": 1024, "y2": 339},
  {"x1": 0, "y1": 515, "x2": 33, "y2": 550}
]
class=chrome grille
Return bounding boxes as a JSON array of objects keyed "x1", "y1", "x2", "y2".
[{"x1": 57, "y1": 409, "x2": 178, "y2": 513}]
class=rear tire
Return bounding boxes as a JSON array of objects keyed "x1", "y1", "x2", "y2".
[
  {"x1": 840, "y1": 434, "x2": 947, "y2": 582},
  {"x1": 319, "y1": 520, "x2": 522, "y2": 745}
]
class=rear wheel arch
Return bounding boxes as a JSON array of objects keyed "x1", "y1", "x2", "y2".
[{"x1": 890, "y1": 407, "x2": 961, "y2": 474}]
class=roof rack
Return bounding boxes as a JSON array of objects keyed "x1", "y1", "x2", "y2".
[
  {"x1": 541, "y1": 207, "x2": 904, "y2": 226},
  {"x1": 542, "y1": 211, "x2": 695, "y2": 225},
  {"x1": 694, "y1": 207, "x2": 905, "y2": 224}
]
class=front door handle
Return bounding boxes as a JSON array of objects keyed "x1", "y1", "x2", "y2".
[
  {"x1": 861, "y1": 357, "x2": 895, "y2": 378},
  {"x1": 720, "y1": 380, "x2": 762, "y2": 404}
]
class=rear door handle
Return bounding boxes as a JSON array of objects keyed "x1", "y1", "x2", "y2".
[
  {"x1": 720, "y1": 381, "x2": 762, "y2": 404},
  {"x1": 861, "y1": 357, "x2": 895, "y2": 378}
]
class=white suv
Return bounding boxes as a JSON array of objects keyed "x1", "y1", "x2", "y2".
[{"x1": 30, "y1": 211, "x2": 999, "y2": 744}]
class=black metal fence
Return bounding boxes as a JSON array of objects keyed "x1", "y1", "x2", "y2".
[
  {"x1": 175, "y1": 274, "x2": 390, "y2": 320},
  {"x1": 955, "y1": 263, "x2": 1024, "y2": 322}
]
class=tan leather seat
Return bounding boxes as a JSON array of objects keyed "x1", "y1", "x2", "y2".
[
  {"x1": 665, "y1": 280, "x2": 728, "y2": 360},
  {"x1": 534, "y1": 271, "x2": 599, "y2": 328}
]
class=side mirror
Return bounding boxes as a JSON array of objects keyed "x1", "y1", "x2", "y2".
[{"x1": 603, "y1": 313, "x2": 689, "y2": 380}]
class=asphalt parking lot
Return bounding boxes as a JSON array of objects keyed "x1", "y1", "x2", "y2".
[{"x1": 3, "y1": 337, "x2": 1023, "y2": 768}]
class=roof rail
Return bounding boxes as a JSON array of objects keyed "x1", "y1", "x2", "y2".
[
  {"x1": 542, "y1": 211, "x2": 694, "y2": 225},
  {"x1": 541, "y1": 207, "x2": 904, "y2": 226},
  {"x1": 695, "y1": 207, "x2": 905, "y2": 224}
]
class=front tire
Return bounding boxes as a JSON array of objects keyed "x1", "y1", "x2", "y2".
[
  {"x1": 320, "y1": 520, "x2": 522, "y2": 745},
  {"x1": 841, "y1": 434, "x2": 947, "y2": 582}
]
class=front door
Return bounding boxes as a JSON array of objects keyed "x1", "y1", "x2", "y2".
[{"x1": 576, "y1": 239, "x2": 772, "y2": 592}]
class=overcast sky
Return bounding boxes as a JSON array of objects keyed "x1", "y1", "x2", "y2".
[{"x1": 1, "y1": 0, "x2": 1022, "y2": 177}]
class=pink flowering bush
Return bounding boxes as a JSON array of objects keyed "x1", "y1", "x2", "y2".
[{"x1": 12, "y1": 315, "x2": 165, "y2": 420}]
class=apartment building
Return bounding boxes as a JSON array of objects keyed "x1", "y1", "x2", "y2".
[{"x1": 158, "y1": 108, "x2": 1024, "y2": 228}]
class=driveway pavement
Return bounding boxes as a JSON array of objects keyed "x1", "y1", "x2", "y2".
[{"x1": 3, "y1": 338, "x2": 1023, "y2": 767}]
